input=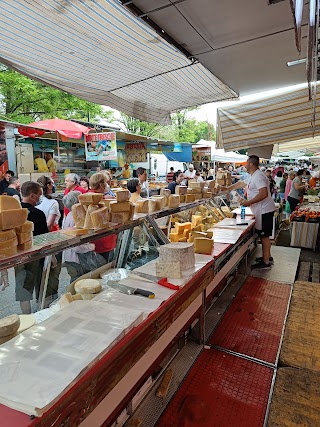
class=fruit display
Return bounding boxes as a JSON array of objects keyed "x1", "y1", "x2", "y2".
[{"x1": 290, "y1": 207, "x2": 320, "y2": 222}]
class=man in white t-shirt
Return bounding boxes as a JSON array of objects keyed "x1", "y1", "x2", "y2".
[{"x1": 221, "y1": 155, "x2": 276, "y2": 269}]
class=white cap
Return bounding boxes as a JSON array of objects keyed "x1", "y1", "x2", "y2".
[{"x1": 189, "y1": 164, "x2": 194, "y2": 169}]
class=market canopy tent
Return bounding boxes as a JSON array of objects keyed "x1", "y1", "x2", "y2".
[
  {"x1": 193, "y1": 140, "x2": 247, "y2": 163},
  {"x1": 0, "y1": 1, "x2": 236, "y2": 125},
  {"x1": 216, "y1": 86, "x2": 320, "y2": 152}
]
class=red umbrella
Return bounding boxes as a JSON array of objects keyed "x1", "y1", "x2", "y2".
[{"x1": 18, "y1": 118, "x2": 90, "y2": 139}]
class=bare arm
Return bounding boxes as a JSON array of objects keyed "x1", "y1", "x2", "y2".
[{"x1": 221, "y1": 181, "x2": 246, "y2": 192}]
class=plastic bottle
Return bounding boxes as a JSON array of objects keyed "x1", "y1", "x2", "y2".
[{"x1": 241, "y1": 205, "x2": 246, "y2": 220}]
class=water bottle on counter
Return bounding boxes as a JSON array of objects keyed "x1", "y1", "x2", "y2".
[{"x1": 241, "y1": 205, "x2": 246, "y2": 220}]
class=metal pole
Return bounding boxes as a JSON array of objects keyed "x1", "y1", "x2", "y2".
[{"x1": 38, "y1": 255, "x2": 52, "y2": 310}]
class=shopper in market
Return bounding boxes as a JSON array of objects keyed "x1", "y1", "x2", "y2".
[
  {"x1": 121, "y1": 162, "x2": 132, "y2": 179},
  {"x1": 79, "y1": 176, "x2": 90, "y2": 192},
  {"x1": 287, "y1": 169, "x2": 306, "y2": 213},
  {"x1": 168, "y1": 170, "x2": 184, "y2": 194},
  {"x1": 166, "y1": 167, "x2": 175, "y2": 183},
  {"x1": 137, "y1": 167, "x2": 149, "y2": 198},
  {"x1": 34, "y1": 154, "x2": 49, "y2": 172},
  {"x1": 183, "y1": 164, "x2": 196, "y2": 182},
  {"x1": 63, "y1": 173, "x2": 86, "y2": 217},
  {"x1": 2, "y1": 176, "x2": 21, "y2": 202},
  {"x1": 16, "y1": 181, "x2": 49, "y2": 314},
  {"x1": 279, "y1": 172, "x2": 288, "y2": 206},
  {"x1": 0, "y1": 169, "x2": 14, "y2": 194},
  {"x1": 62, "y1": 191, "x2": 104, "y2": 280},
  {"x1": 220, "y1": 155, "x2": 275, "y2": 270},
  {"x1": 45, "y1": 153, "x2": 57, "y2": 172},
  {"x1": 127, "y1": 178, "x2": 142, "y2": 203},
  {"x1": 88, "y1": 173, "x2": 117, "y2": 262}
]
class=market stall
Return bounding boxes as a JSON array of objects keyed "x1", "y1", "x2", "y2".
[{"x1": 0, "y1": 192, "x2": 256, "y2": 427}]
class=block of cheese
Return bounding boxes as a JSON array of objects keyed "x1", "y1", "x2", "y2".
[
  {"x1": 0, "y1": 229, "x2": 16, "y2": 242},
  {"x1": 0, "y1": 209, "x2": 28, "y2": 231},
  {"x1": 175, "y1": 185, "x2": 188, "y2": 195},
  {"x1": 135, "y1": 199, "x2": 149, "y2": 213},
  {"x1": 175, "y1": 223, "x2": 186, "y2": 234},
  {"x1": 0, "y1": 245, "x2": 18, "y2": 258},
  {"x1": 179, "y1": 237, "x2": 187, "y2": 242},
  {"x1": 160, "y1": 188, "x2": 171, "y2": 198},
  {"x1": 74, "y1": 278, "x2": 102, "y2": 294},
  {"x1": 168, "y1": 194, "x2": 180, "y2": 208},
  {"x1": 16, "y1": 231, "x2": 32, "y2": 245},
  {"x1": 18, "y1": 240, "x2": 33, "y2": 251},
  {"x1": 98, "y1": 199, "x2": 114, "y2": 210},
  {"x1": 194, "y1": 237, "x2": 214, "y2": 254},
  {"x1": 169, "y1": 232, "x2": 180, "y2": 242},
  {"x1": 191, "y1": 187, "x2": 202, "y2": 194},
  {"x1": 194, "y1": 193, "x2": 202, "y2": 200},
  {"x1": 158, "y1": 242, "x2": 195, "y2": 270},
  {"x1": 206, "y1": 231, "x2": 214, "y2": 239},
  {"x1": 116, "y1": 190, "x2": 130, "y2": 202},
  {"x1": 0, "y1": 195, "x2": 21, "y2": 211},
  {"x1": 155, "y1": 261, "x2": 181, "y2": 279},
  {"x1": 151, "y1": 196, "x2": 166, "y2": 209},
  {"x1": 0, "y1": 314, "x2": 20, "y2": 337},
  {"x1": 188, "y1": 181, "x2": 201, "y2": 189},
  {"x1": 203, "y1": 192, "x2": 212, "y2": 198},
  {"x1": 78, "y1": 193, "x2": 103, "y2": 205},
  {"x1": 15, "y1": 220, "x2": 34, "y2": 234},
  {"x1": 180, "y1": 195, "x2": 186, "y2": 203},
  {"x1": 187, "y1": 188, "x2": 193, "y2": 194},
  {"x1": 62, "y1": 228, "x2": 89, "y2": 236},
  {"x1": 193, "y1": 224, "x2": 205, "y2": 232},
  {"x1": 188, "y1": 231, "x2": 207, "y2": 243},
  {"x1": 185, "y1": 194, "x2": 195, "y2": 203},
  {"x1": 111, "y1": 212, "x2": 130, "y2": 223},
  {"x1": 90, "y1": 206, "x2": 109, "y2": 229},
  {"x1": 72, "y1": 203, "x2": 87, "y2": 228},
  {"x1": 0, "y1": 236, "x2": 17, "y2": 250},
  {"x1": 148, "y1": 199, "x2": 158, "y2": 213},
  {"x1": 150, "y1": 198, "x2": 162, "y2": 211},
  {"x1": 183, "y1": 229, "x2": 191, "y2": 239},
  {"x1": 192, "y1": 215, "x2": 203, "y2": 226},
  {"x1": 83, "y1": 204, "x2": 100, "y2": 229},
  {"x1": 110, "y1": 201, "x2": 131, "y2": 212}
]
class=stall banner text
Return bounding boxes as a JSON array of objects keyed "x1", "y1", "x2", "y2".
[
  {"x1": 192, "y1": 147, "x2": 211, "y2": 162},
  {"x1": 126, "y1": 142, "x2": 148, "y2": 163},
  {"x1": 85, "y1": 132, "x2": 117, "y2": 161}
]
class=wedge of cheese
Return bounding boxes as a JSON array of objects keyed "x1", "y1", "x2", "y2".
[
  {"x1": 110, "y1": 201, "x2": 131, "y2": 212},
  {"x1": 116, "y1": 190, "x2": 130, "y2": 202},
  {"x1": 0, "y1": 209, "x2": 28, "y2": 231},
  {"x1": 0, "y1": 195, "x2": 21, "y2": 211},
  {"x1": 155, "y1": 261, "x2": 181, "y2": 279},
  {"x1": 71, "y1": 203, "x2": 87, "y2": 228},
  {"x1": 135, "y1": 199, "x2": 149, "y2": 213},
  {"x1": 185, "y1": 194, "x2": 195, "y2": 203},
  {"x1": 83, "y1": 204, "x2": 100, "y2": 229},
  {"x1": 74, "y1": 279, "x2": 102, "y2": 294},
  {"x1": 111, "y1": 212, "x2": 130, "y2": 223},
  {"x1": 175, "y1": 185, "x2": 188, "y2": 195},
  {"x1": 78, "y1": 193, "x2": 103, "y2": 205},
  {"x1": 90, "y1": 206, "x2": 109, "y2": 229},
  {"x1": 151, "y1": 196, "x2": 166, "y2": 209},
  {"x1": 168, "y1": 194, "x2": 180, "y2": 208},
  {"x1": 15, "y1": 220, "x2": 34, "y2": 234},
  {"x1": 194, "y1": 237, "x2": 214, "y2": 255}
]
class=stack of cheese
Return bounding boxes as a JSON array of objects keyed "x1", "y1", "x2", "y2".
[
  {"x1": 155, "y1": 242, "x2": 195, "y2": 279},
  {"x1": 74, "y1": 278, "x2": 102, "y2": 300},
  {"x1": 0, "y1": 314, "x2": 20, "y2": 345},
  {"x1": 0, "y1": 195, "x2": 32, "y2": 258},
  {"x1": 72, "y1": 190, "x2": 134, "y2": 229},
  {"x1": 216, "y1": 171, "x2": 232, "y2": 186}
]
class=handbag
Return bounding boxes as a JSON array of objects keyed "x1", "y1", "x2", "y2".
[{"x1": 77, "y1": 251, "x2": 106, "y2": 273}]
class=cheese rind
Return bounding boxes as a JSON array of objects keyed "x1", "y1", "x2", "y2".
[
  {"x1": 0, "y1": 245, "x2": 18, "y2": 258},
  {"x1": 110, "y1": 201, "x2": 131, "y2": 212},
  {"x1": 83, "y1": 204, "x2": 100, "y2": 229},
  {"x1": 78, "y1": 193, "x2": 103, "y2": 205},
  {"x1": 0, "y1": 195, "x2": 21, "y2": 211},
  {"x1": 0, "y1": 229, "x2": 16, "y2": 242},
  {"x1": 0, "y1": 314, "x2": 20, "y2": 337},
  {"x1": 168, "y1": 194, "x2": 180, "y2": 208},
  {"x1": 194, "y1": 237, "x2": 214, "y2": 254},
  {"x1": 111, "y1": 212, "x2": 130, "y2": 223},
  {"x1": 74, "y1": 279, "x2": 102, "y2": 294},
  {"x1": 151, "y1": 196, "x2": 166, "y2": 209},
  {"x1": 16, "y1": 232, "x2": 32, "y2": 245},
  {"x1": 116, "y1": 190, "x2": 130, "y2": 202},
  {"x1": 160, "y1": 189, "x2": 171, "y2": 198},
  {"x1": 0, "y1": 209, "x2": 28, "y2": 231},
  {"x1": 0, "y1": 236, "x2": 17, "y2": 250},
  {"x1": 90, "y1": 207, "x2": 110, "y2": 229},
  {"x1": 156, "y1": 261, "x2": 181, "y2": 278},
  {"x1": 71, "y1": 203, "x2": 87, "y2": 228},
  {"x1": 15, "y1": 220, "x2": 34, "y2": 234},
  {"x1": 158, "y1": 242, "x2": 195, "y2": 270},
  {"x1": 18, "y1": 240, "x2": 33, "y2": 251}
]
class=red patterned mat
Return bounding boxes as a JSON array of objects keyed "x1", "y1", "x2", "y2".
[
  {"x1": 156, "y1": 348, "x2": 273, "y2": 427},
  {"x1": 208, "y1": 276, "x2": 291, "y2": 364}
]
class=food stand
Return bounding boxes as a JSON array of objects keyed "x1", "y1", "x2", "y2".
[{"x1": 0, "y1": 195, "x2": 256, "y2": 427}]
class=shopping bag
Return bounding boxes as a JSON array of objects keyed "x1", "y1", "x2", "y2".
[{"x1": 285, "y1": 200, "x2": 291, "y2": 214}]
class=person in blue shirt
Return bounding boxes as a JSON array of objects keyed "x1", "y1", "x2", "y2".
[{"x1": 168, "y1": 171, "x2": 184, "y2": 194}]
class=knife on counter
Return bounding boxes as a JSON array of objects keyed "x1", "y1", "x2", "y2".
[
  {"x1": 129, "y1": 271, "x2": 180, "y2": 291},
  {"x1": 107, "y1": 281, "x2": 155, "y2": 298}
]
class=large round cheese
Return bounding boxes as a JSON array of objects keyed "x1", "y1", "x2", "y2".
[
  {"x1": 158, "y1": 242, "x2": 195, "y2": 270},
  {"x1": 74, "y1": 279, "x2": 102, "y2": 295},
  {"x1": 18, "y1": 314, "x2": 35, "y2": 333},
  {"x1": 0, "y1": 314, "x2": 20, "y2": 337}
]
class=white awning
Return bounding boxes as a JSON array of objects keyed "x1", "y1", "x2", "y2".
[
  {"x1": 212, "y1": 149, "x2": 247, "y2": 163},
  {"x1": 0, "y1": 0, "x2": 237, "y2": 124}
]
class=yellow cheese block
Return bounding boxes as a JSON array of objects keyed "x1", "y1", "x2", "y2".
[
  {"x1": 0, "y1": 236, "x2": 17, "y2": 249},
  {"x1": 185, "y1": 194, "x2": 195, "y2": 203},
  {"x1": 0, "y1": 195, "x2": 21, "y2": 211},
  {"x1": 61, "y1": 228, "x2": 89, "y2": 236},
  {"x1": 15, "y1": 220, "x2": 34, "y2": 234},
  {"x1": 18, "y1": 240, "x2": 33, "y2": 251},
  {"x1": 175, "y1": 223, "x2": 185, "y2": 234},
  {"x1": 83, "y1": 204, "x2": 100, "y2": 229},
  {"x1": 111, "y1": 212, "x2": 130, "y2": 223},
  {"x1": 78, "y1": 193, "x2": 103, "y2": 205},
  {"x1": 203, "y1": 192, "x2": 212, "y2": 198},
  {"x1": 191, "y1": 215, "x2": 203, "y2": 226},
  {"x1": 90, "y1": 207, "x2": 109, "y2": 229},
  {"x1": 116, "y1": 190, "x2": 130, "y2": 202},
  {"x1": 0, "y1": 314, "x2": 20, "y2": 338},
  {"x1": 0, "y1": 229, "x2": 16, "y2": 242},
  {"x1": 183, "y1": 229, "x2": 191, "y2": 239},
  {"x1": 0, "y1": 245, "x2": 18, "y2": 258},
  {"x1": 206, "y1": 231, "x2": 214, "y2": 239},
  {"x1": 175, "y1": 185, "x2": 188, "y2": 195},
  {"x1": 194, "y1": 237, "x2": 214, "y2": 255},
  {"x1": 71, "y1": 203, "x2": 87, "y2": 228},
  {"x1": 192, "y1": 224, "x2": 205, "y2": 232},
  {"x1": 160, "y1": 188, "x2": 171, "y2": 198},
  {"x1": 0, "y1": 209, "x2": 28, "y2": 231},
  {"x1": 188, "y1": 181, "x2": 201, "y2": 189},
  {"x1": 16, "y1": 231, "x2": 32, "y2": 245},
  {"x1": 188, "y1": 231, "x2": 207, "y2": 243},
  {"x1": 168, "y1": 194, "x2": 180, "y2": 208},
  {"x1": 151, "y1": 195, "x2": 166, "y2": 209},
  {"x1": 110, "y1": 201, "x2": 131, "y2": 212},
  {"x1": 179, "y1": 237, "x2": 187, "y2": 242},
  {"x1": 179, "y1": 195, "x2": 186, "y2": 203},
  {"x1": 169, "y1": 232, "x2": 180, "y2": 242}
]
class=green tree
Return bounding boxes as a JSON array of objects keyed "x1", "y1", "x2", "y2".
[
  {"x1": 117, "y1": 113, "x2": 163, "y2": 137},
  {"x1": 0, "y1": 65, "x2": 104, "y2": 123}
]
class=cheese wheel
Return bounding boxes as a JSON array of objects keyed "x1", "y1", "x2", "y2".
[
  {"x1": 158, "y1": 242, "x2": 195, "y2": 270},
  {"x1": 78, "y1": 193, "x2": 103, "y2": 205},
  {"x1": 74, "y1": 279, "x2": 102, "y2": 295},
  {"x1": 90, "y1": 207, "x2": 109, "y2": 229},
  {"x1": 15, "y1": 220, "x2": 34, "y2": 234},
  {"x1": 18, "y1": 239, "x2": 33, "y2": 251},
  {"x1": 80, "y1": 293, "x2": 97, "y2": 300},
  {"x1": 16, "y1": 231, "x2": 32, "y2": 245},
  {"x1": 0, "y1": 332, "x2": 18, "y2": 345},
  {"x1": 0, "y1": 208, "x2": 28, "y2": 231},
  {"x1": 72, "y1": 203, "x2": 87, "y2": 228},
  {"x1": 156, "y1": 261, "x2": 181, "y2": 279},
  {"x1": 0, "y1": 195, "x2": 21, "y2": 211},
  {"x1": 116, "y1": 190, "x2": 130, "y2": 202},
  {"x1": 0, "y1": 229, "x2": 16, "y2": 242},
  {"x1": 0, "y1": 314, "x2": 20, "y2": 337}
]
